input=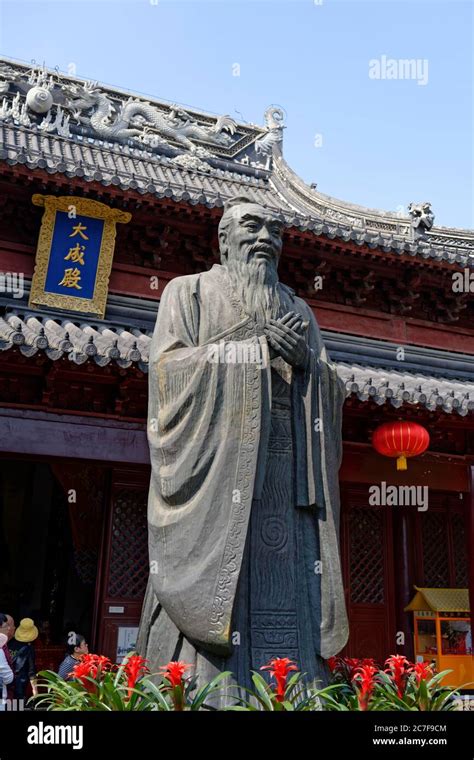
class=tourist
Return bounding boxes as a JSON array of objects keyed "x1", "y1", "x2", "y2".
[
  {"x1": 57, "y1": 634, "x2": 89, "y2": 681},
  {"x1": 0, "y1": 612, "x2": 16, "y2": 642},
  {"x1": 8, "y1": 618, "x2": 38, "y2": 700},
  {"x1": 0, "y1": 613, "x2": 15, "y2": 699},
  {"x1": 0, "y1": 632, "x2": 14, "y2": 710}
]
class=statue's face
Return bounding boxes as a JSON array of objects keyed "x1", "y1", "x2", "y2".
[{"x1": 220, "y1": 203, "x2": 283, "y2": 268}]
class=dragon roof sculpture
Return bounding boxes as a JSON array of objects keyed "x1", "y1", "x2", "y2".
[
  {"x1": 0, "y1": 59, "x2": 271, "y2": 171},
  {"x1": 0, "y1": 56, "x2": 472, "y2": 263}
]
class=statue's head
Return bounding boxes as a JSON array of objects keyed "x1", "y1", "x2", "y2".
[
  {"x1": 218, "y1": 197, "x2": 284, "y2": 327},
  {"x1": 218, "y1": 196, "x2": 283, "y2": 272}
]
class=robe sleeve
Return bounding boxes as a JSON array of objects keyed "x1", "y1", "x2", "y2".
[
  {"x1": 292, "y1": 297, "x2": 345, "y2": 509},
  {"x1": 146, "y1": 276, "x2": 271, "y2": 653},
  {"x1": 291, "y1": 297, "x2": 349, "y2": 656}
]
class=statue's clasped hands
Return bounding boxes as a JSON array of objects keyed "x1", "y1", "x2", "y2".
[{"x1": 264, "y1": 311, "x2": 310, "y2": 369}]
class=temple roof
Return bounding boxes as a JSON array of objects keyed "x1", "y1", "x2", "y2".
[
  {"x1": 2, "y1": 300, "x2": 473, "y2": 415},
  {"x1": 0, "y1": 57, "x2": 473, "y2": 266}
]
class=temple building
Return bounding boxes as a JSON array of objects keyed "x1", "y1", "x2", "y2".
[{"x1": 0, "y1": 57, "x2": 472, "y2": 673}]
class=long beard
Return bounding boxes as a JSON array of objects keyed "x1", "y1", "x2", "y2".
[{"x1": 226, "y1": 257, "x2": 281, "y2": 329}]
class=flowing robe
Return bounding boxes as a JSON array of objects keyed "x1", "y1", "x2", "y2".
[{"x1": 137, "y1": 263, "x2": 349, "y2": 683}]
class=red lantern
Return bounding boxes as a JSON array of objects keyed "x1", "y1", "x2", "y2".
[{"x1": 372, "y1": 421, "x2": 430, "y2": 471}]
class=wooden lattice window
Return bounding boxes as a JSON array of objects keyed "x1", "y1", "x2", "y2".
[
  {"x1": 451, "y1": 512, "x2": 468, "y2": 587},
  {"x1": 107, "y1": 488, "x2": 148, "y2": 599},
  {"x1": 421, "y1": 512, "x2": 450, "y2": 587},
  {"x1": 349, "y1": 507, "x2": 385, "y2": 604}
]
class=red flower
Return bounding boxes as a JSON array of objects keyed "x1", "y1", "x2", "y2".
[
  {"x1": 261, "y1": 657, "x2": 298, "y2": 703},
  {"x1": 70, "y1": 653, "x2": 111, "y2": 690},
  {"x1": 328, "y1": 657, "x2": 380, "y2": 686},
  {"x1": 70, "y1": 661, "x2": 92, "y2": 684},
  {"x1": 352, "y1": 664, "x2": 378, "y2": 711},
  {"x1": 159, "y1": 661, "x2": 193, "y2": 711},
  {"x1": 93, "y1": 655, "x2": 112, "y2": 673},
  {"x1": 384, "y1": 655, "x2": 413, "y2": 698},
  {"x1": 327, "y1": 656, "x2": 338, "y2": 673},
  {"x1": 71, "y1": 660, "x2": 97, "y2": 692},
  {"x1": 361, "y1": 658, "x2": 378, "y2": 668},
  {"x1": 159, "y1": 661, "x2": 193, "y2": 689},
  {"x1": 124, "y1": 654, "x2": 149, "y2": 698},
  {"x1": 345, "y1": 658, "x2": 363, "y2": 680},
  {"x1": 413, "y1": 661, "x2": 433, "y2": 685},
  {"x1": 71, "y1": 654, "x2": 95, "y2": 679}
]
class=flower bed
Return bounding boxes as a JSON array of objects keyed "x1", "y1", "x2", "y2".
[{"x1": 31, "y1": 653, "x2": 461, "y2": 712}]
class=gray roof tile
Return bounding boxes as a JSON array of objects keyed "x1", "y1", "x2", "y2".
[
  {"x1": 1, "y1": 308, "x2": 472, "y2": 415},
  {"x1": 338, "y1": 362, "x2": 474, "y2": 416},
  {"x1": 1, "y1": 57, "x2": 473, "y2": 268}
]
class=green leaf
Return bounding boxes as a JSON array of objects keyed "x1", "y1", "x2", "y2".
[
  {"x1": 140, "y1": 679, "x2": 172, "y2": 710},
  {"x1": 190, "y1": 671, "x2": 233, "y2": 710},
  {"x1": 426, "y1": 670, "x2": 453, "y2": 688},
  {"x1": 251, "y1": 673, "x2": 274, "y2": 710}
]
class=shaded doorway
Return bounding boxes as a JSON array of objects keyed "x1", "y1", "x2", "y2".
[{"x1": 0, "y1": 458, "x2": 107, "y2": 670}]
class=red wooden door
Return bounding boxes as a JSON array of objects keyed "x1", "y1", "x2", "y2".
[
  {"x1": 414, "y1": 491, "x2": 469, "y2": 588},
  {"x1": 94, "y1": 466, "x2": 150, "y2": 660},
  {"x1": 340, "y1": 484, "x2": 395, "y2": 664}
]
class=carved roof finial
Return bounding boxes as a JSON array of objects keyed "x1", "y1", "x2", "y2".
[{"x1": 408, "y1": 202, "x2": 435, "y2": 236}]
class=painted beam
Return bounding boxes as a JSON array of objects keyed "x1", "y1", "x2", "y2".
[{"x1": 0, "y1": 409, "x2": 150, "y2": 464}]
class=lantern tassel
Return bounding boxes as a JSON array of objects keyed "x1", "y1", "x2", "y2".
[{"x1": 397, "y1": 455, "x2": 407, "y2": 471}]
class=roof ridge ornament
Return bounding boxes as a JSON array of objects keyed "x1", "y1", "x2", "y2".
[
  {"x1": 23, "y1": 63, "x2": 58, "y2": 115},
  {"x1": 0, "y1": 60, "x2": 254, "y2": 166},
  {"x1": 253, "y1": 105, "x2": 285, "y2": 169},
  {"x1": 0, "y1": 62, "x2": 22, "y2": 95},
  {"x1": 408, "y1": 201, "x2": 435, "y2": 239},
  {"x1": 60, "y1": 81, "x2": 238, "y2": 161},
  {"x1": 264, "y1": 105, "x2": 285, "y2": 131}
]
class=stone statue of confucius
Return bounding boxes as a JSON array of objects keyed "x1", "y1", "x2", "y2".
[{"x1": 137, "y1": 196, "x2": 349, "y2": 703}]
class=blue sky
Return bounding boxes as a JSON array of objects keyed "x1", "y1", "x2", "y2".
[{"x1": 0, "y1": 0, "x2": 472, "y2": 228}]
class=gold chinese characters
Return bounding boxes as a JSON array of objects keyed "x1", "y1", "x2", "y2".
[{"x1": 58, "y1": 223, "x2": 90, "y2": 289}]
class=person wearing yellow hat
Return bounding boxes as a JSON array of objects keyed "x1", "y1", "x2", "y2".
[{"x1": 8, "y1": 618, "x2": 38, "y2": 701}]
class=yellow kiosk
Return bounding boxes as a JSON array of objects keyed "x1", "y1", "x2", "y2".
[{"x1": 405, "y1": 587, "x2": 473, "y2": 689}]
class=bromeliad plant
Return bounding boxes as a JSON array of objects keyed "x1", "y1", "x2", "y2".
[
  {"x1": 33, "y1": 654, "x2": 231, "y2": 712},
  {"x1": 319, "y1": 661, "x2": 385, "y2": 711},
  {"x1": 229, "y1": 657, "x2": 329, "y2": 711},
  {"x1": 375, "y1": 658, "x2": 461, "y2": 711},
  {"x1": 150, "y1": 661, "x2": 232, "y2": 711},
  {"x1": 33, "y1": 653, "x2": 155, "y2": 711},
  {"x1": 327, "y1": 656, "x2": 379, "y2": 685},
  {"x1": 320, "y1": 655, "x2": 460, "y2": 711},
  {"x1": 31, "y1": 652, "x2": 462, "y2": 712}
]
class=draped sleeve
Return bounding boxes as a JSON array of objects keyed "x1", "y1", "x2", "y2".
[
  {"x1": 291, "y1": 296, "x2": 349, "y2": 656},
  {"x1": 146, "y1": 275, "x2": 271, "y2": 653}
]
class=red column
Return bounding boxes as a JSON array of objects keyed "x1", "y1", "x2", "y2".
[
  {"x1": 393, "y1": 508, "x2": 415, "y2": 660},
  {"x1": 468, "y1": 467, "x2": 474, "y2": 639}
]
